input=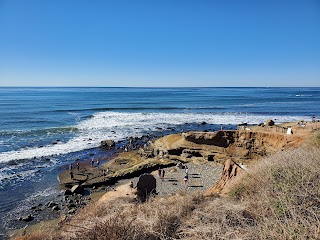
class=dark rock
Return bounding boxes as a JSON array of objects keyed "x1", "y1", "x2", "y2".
[
  {"x1": 71, "y1": 185, "x2": 84, "y2": 195},
  {"x1": 21, "y1": 215, "x2": 33, "y2": 222},
  {"x1": 47, "y1": 201, "x2": 57, "y2": 208},
  {"x1": 136, "y1": 174, "x2": 156, "y2": 202},
  {"x1": 100, "y1": 140, "x2": 116, "y2": 150},
  {"x1": 52, "y1": 205, "x2": 60, "y2": 211},
  {"x1": 68, "y1": 208, "x2": 76, "y2": 214},
  {"x1": 64, "y1": 189, "x2": 72, "y2": 196},
  {"x1": 68, "y1": 204, "x2": 76, "y2": 209},
  {"x1": 207, "y1": 155, "x2": 215, "y2": 161},
  {"x1": 201, "y1": 121, "x2": 207, "y2": 125}
]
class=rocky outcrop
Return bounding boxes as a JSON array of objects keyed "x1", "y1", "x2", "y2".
[
  {"x1": 265, "y1": 119, "x2": 275, "y2": 126},
  {"x1": 100, "y1": 140, "x2": 115, "y2": 150},
  {"x1": 204, "y1": 159, "x2": 242, "y2": 196},
  {"x1": 183, "y1": 131, "x2": 235, "y2": 147},
  {"x1": 136, "y1": 174, "x2": 156, "y2": 201},
  {"x1": 71, "y1": 185, "x2": 84, "y2": 195}
]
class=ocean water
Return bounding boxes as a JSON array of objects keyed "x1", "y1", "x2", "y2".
[{"x1": 0, "y1": 87, "x2": 319, "y2": 236}]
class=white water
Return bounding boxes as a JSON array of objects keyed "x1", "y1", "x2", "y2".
[{"x1": 0, "y1": 111, "x2": 308, "y2": 163}]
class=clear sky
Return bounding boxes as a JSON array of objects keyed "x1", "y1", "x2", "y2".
[{"x1": 0, "y1": 0, "x2": 319, "y2": 87}]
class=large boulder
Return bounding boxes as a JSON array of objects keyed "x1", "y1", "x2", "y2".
[
  {"x1": 20, "y1": 215, "x2": 34, "y2": 222},
  {"x1": 136, "y1": 174, "x2": 156, "y2": 201},
  {"x1": 71, "y1": 185, "x2": 84, "y2": 195},
  {"x1": 100, "y1": 140, "x2": 116, "y2": 150}
]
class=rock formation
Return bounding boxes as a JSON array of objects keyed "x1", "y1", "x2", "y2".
[
  {"x1": 265, "y1": 119, "x2": 275, "y2": 126},
  {"x1": 100, "y1": 140, "x2": 116, "y2": 150},
  {"x1": 136, "y1": 173, "x2": 156, "y2": 201},
  {"x1": 71, "y1": 185, "x2": 84, "y2": 195},
  {"x1": 204, "y1": 159, "x2": 242, "y2": 196}
]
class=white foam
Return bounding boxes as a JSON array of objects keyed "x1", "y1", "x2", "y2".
[{"x1": 0, "y1": 111, "x2": 308, "y2": 163}]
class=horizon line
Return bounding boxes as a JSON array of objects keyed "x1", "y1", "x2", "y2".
[{"x1": 1, "y1": 86, "x2": 320, "y2": 88}]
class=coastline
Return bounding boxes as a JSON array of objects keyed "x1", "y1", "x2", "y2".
[{"x1": 8, "y1": 120, "x2": 319, "y2": 239}]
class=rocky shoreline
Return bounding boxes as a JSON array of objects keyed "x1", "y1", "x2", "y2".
[{"x1": 9, "y1": 120, "x2": 318, "y2": 239}]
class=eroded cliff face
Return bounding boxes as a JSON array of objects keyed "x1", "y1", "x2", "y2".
[{"x1": 153, "y1": 130, "x2": 304, "y2": 164}]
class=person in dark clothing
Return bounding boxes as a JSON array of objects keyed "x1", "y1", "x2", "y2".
[
  {"x1": 158, "y1": 167, "x2": 162, "y2": 178},
  {"x1": 161, "y1": 169, "x2": 165, "y2": 181}
]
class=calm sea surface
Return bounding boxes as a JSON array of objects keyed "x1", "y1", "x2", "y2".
[{"x1": 0, "y1": 87, "x2": 319, "y2": 236}]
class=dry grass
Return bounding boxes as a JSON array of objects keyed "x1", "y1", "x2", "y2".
[
  {"x1": 310, "y1": 130, "x2": 320, "y2": 146},
  {"x1": 228, "y1": 147, "x2": 320, "y2": 239},
  {"x1": 16, "y1": 147, "x2": 320, "y2": 240}
]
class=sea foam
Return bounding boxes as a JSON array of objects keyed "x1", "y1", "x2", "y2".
[{"x1": 0, "y1": 111, "x2": 307, "y2": 163}]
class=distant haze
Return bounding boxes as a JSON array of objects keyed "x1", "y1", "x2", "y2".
[{"x1": 0, "y1": 1, "x2": 319, "y2": 87}]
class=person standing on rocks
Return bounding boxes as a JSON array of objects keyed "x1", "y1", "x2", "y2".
[
  {"x1": 69, "y1": 164, "x2": 72, "y2": 171},
  {"x1": 70, "y1": 171, "x2": 74, "y2": 180},
  {"x1": 161, "y1": 169, "x2": 165, "y2": 181},
  {"x1": 91, "y1": 159, "x2": 94, "y2": 167},
  {"x1": 184, "y1": 171, "x2": 188, "y2": 185},
  {"x1": 158, "y1": 167, "x2": 162, "y2": 179},
  {"x1": 96, "y1": 159, "x2": 100, "y2": 169},
  {"x1": 102, "y1": 169, "x2": 106, "y2": 181},
  {"x1": 76, "y1": 162, "x2": 80, "y2": 171}
]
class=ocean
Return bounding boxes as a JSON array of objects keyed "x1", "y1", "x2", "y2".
[{"x1": 0, "y1": 87, "x2": 319, "y2": 236}]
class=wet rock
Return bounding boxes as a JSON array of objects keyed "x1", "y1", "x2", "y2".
[
  {"x1": 47, "y1": 201, "x2": 58, "y2": 208},
  {"x1": 64, "y1": 189, "x2": 72, "y2": 196},
  {"x1": 68, "y1": 208, "x2": 76, "y2": 214},
  {"x1": 100, "y1": 140, "x2": 116, "y2": 150},
  {"x1": 71, "y1": 185, "x2": 84, "y2": 195},
  {"x1": 68, "y1": 203, "x2": 76, "y2": 209},
  {"x1": 52, "y1": 205, "x2": 60, "y2": 211},
  {"x1": 21, "y1": 215, "x2": 34, "y2": 222},
  {"x1": 201, "y1": 121, "x2": 207, "y2": 125}
]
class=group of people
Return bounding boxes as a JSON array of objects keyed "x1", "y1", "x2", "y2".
[
  {"x1": 158, "y1": 164, "x2": 189, "y2": 185},
  {"x1": 91, "y1": 159, "x2": 100, "y2": 168},
  {"x1": 69, "y1": 162, "x2": 80, "y2": 180}
]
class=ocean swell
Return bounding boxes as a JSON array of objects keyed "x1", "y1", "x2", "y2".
[{"x1": 0, "y1": 111, "x2": 307, "y2": 163}]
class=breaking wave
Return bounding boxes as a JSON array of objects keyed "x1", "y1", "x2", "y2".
[{"x1": 0, "y1": 111, "x2": 307, "y2": 163}]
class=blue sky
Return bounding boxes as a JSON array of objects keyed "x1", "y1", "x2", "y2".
[{"x1": 0, "y1": 0, "x2": 319, "y2": 87}]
